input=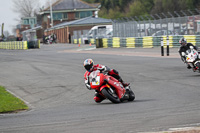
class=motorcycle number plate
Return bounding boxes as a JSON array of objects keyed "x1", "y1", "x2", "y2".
[{"x1": 91, "y1": 76, "x2": 100, "y2": 86}]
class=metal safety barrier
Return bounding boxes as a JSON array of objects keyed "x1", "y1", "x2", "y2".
[
  {"x1": 73, "y1": 35, "x2": 200, "y2": 49},
  {"x1": 99, "y1": 35, "x2": 200, "y2": 48},
  {"x1": 0, "y1": 40, "x2": 40, "y2": 50},
  {"x1": 73, "y1": 38, "x2": 96, "y2": 45},
  {"x1": 0, "y1": 41, "x2": 28, "y2": 50}
]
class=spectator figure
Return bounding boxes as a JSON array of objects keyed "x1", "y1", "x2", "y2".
[
  {"x1": 16, "y1": 34, "x2": 23, "y2": 41},
  {"x1": 43, "y1": 34, "x2": 47, "y2": 44},
  {"x1": 68, "y1": 33, "x2": 71, "y2": 43}
]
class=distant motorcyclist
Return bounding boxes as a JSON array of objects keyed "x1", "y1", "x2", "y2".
[
  {"x1": 83, "y1": 58, "x2": 130, "y2": 103},
  {"x1": 52, "y1": 33, "x2": 57, "y2": 43},
  {"x1": 178, "y1": 37, "x2": 198, "y2": 69}
]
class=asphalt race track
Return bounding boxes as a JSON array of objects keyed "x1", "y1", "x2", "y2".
[{"x1": 0, "y1": 44, "x2": 200, "y2": 133}]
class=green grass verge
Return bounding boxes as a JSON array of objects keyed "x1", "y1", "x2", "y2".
[{"x1": 0, "y1": 86, "x2": 28, "y2": 113}]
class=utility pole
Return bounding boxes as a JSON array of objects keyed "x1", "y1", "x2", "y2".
[{"x1": 50, "y1": 0, "x2": 53, "y2": 27}]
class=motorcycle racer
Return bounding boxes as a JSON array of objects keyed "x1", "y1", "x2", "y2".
[
  {"x1": 83, "y1": 58, "x2": 130, "y2": 103},
  {"x1": 178, "y1": 37, "x2": 198, "y2": 70}
]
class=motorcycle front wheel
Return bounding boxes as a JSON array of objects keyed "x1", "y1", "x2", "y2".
[
  {"x1": 101, "y1": 88, "x2": 120, "y2": 103},
  {"x1": 128, "y1": 89, "x2": 135, "y2": 101}
]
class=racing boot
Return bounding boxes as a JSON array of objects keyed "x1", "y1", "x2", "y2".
[
  {"x1": 187, "y1": 64, "x2": 192, "y2": 69},
  {"x1": 94, "y1": 91, "x2": 105, "y2": 103},
  {"x1": 122, "y1": 82, "x2": 130, "y2": 88},
  {"x1": 118, "y1": 77, "x2": 130, "y2": 88}
]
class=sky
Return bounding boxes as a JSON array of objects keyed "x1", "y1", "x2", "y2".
[{"x1": 0, "y1": 0, "x2": 47, "y2": 36}]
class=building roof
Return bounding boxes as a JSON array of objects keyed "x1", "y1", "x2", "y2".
[
  {"x1": 44, "y1": 0, "x2": 100, "y2": 11},
  {"x1": 21, "y1": 17, "x2": 36, "y2": 19},
  {"x1": 45, "y1": 16, "x2": 112, "y2": 31},
  {"x1": 22, "y1": 26, "x2": 42, "y2": 33}
]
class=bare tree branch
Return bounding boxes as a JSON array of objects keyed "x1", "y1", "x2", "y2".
[{"x1": 12, "y1": 0, "x2": 39, "y2": 17}]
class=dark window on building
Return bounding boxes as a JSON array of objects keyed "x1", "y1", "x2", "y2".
[
  {"x1": 53, "y1": 13, "x2": 62, "y2": 20},
  {"x1": 80, "y1": 11, "x2": 93, "y2": 18},
  {"x1": 24, "y1": 19, "x2": 29, "y2": 25},
  {"x1": 75, "y1": 11, "x2": 93, "y2": 19},
  {"x1": 75, "y1": 12, "x2": 79, "y2": 19},
  {"x1": 63, "y1": 13, "x2": 68, "y2": 20}
]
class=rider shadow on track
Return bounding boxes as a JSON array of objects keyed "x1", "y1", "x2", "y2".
[
  {"x1": 132, "y1": 99, "x2": 156, "y2": 103},
  {"x1": 187, "y1": 74, "x2": 200, "y2": 77},
  {"x1": 91, "y1": 99, "x2": 156, "y2": 105}
]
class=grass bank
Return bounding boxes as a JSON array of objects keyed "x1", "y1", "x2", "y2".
[{"x1": 0, "y1": 86, "x2": 28, "y2": 113}]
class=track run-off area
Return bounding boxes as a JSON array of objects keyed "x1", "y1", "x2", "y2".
[{"x1": 0, "y1": 44, "x2": 200, "y2": 133}]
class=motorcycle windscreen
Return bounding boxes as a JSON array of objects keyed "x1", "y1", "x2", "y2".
[{"x1": 89, "y1": 70, "x2": 103, "y2": 89}]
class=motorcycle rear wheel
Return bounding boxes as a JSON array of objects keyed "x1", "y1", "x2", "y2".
[
  {"x1": 101, "y1": 88, "x2": 120, "y2": 103},
  {"x1": 196, "y1": 62, "x2": 200, "y2": 72}
]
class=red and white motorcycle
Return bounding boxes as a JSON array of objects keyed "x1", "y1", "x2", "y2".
[
  {"x1": 182, "y1": 46, "x2": 200, "y2": 72},
  {"x1": 88, "y1": 70, "x2": 135, "y2": 103}
]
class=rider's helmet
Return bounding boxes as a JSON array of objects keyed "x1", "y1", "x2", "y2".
[
  {"x1": 179, "y1": 37, "x2": 187, "y2": 46},
  {"x1": 84, "y1": 59, "x2": 94, "y2": 72}
]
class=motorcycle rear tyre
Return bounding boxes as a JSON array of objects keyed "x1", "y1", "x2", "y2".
[
  {"x1": 101, "y1": 88, "x2": 121, "y2": 103},
  {"x1": 196, "y1": 62, "x2": 200, "y2": 72}
]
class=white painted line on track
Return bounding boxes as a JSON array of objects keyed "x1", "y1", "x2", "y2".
[
  {"x1": 138, "y1": 126, "x2": 200, "y2": 133},
  {"x1": 77, "y1": 47, "x2": 96, "y2": 51}
]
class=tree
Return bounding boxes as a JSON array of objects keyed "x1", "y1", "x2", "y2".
[
  {"x1": 83, "y1": 0, "x2": 200, "y2": 19},
  {"x1": 151, "y1": 0, "x2": 164, "y2": 14},
  {"x1": 178, "y1": 0, "x2": 195, "y2": 10},
  {"x1": 82, "y1": 0, "x2": 100, "y2": 3},
  {"x1": 12, "y1": 0, "x2": 39, "y2": 17},
  {"x1": 128, "y1": 0, "x2": 151, "y2": 17},
  {"x1": 43, "y1": 0, "x2": 60, "y2": 10},
  {"x1": 151, "y1": 0, "x2": 196, "y2": 15},
  {"x1": 118, "y1": 0, "x2": 132, "y2": 12},
  {"x1": 108, "y1": 7, "x2": 124, "y2": 19}
]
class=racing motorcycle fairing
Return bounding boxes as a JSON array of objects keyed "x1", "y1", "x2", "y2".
[
  {"x1": 102, "y1": 76, "x2": 126, "y2": 99},
  {"x1": 184, "y1": 48, "x2": 200, "y2": 72},
  {"x1": 89, "y1": 70, "x2": 126, "y2": 100},
  {"x1": 185, "y1": 49, "x2": 199, "y2": 63}
]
